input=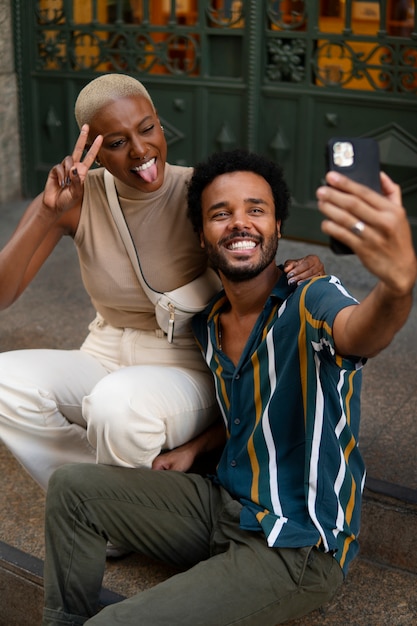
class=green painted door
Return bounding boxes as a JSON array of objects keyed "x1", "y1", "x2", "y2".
[{"x1": 13, "y1": 1, "x2": 417, "y2": 245}]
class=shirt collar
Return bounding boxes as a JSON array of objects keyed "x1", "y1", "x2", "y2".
[{"x1": 207, "y1": 267, "x2": 294, "y2": 323}]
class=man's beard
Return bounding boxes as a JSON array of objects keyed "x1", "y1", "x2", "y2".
[{"x1": 203, "y1": 231, "x2": 279, "y2": 282}]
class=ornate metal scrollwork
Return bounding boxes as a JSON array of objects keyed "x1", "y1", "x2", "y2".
[
  {"x1": 101, "y1": 32, "x2": 158, "y2": 74},
  {"x1": 161, "y1": 34, "x2": 199, "y2": 75},
  {"x1": 206, "y1": 0, "x2": 244, "y2": 28},
  {"x1": 71, "y1": 32, "x2": 106, "y2": 71},
  {"x1": 37, "y1": 29, "x2": 68, "y2": 71},
  {"x1": 36, "y1": 0, "x2": 65, "y2": 26},
  {"x1": 32, "y1": 1, "x2": 417, "y2": 93},
  {"x1": 312, "y1": 39, "x2": 417, "y2": 93},
  {"x1": 35, "y1": 1, "x2": 201, "y2": 76},
  {"x1": 267, "y1": 0, "x2": 307, "y2": 32},
  {"x1": 398, "y1": 45, "x2": 417, "y2": 93},
  {"x1": 266, "y1": 38, "x2": 306, "y2": 82}
]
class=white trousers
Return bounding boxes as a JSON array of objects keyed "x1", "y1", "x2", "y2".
[{"x1": 0, "y1": 315, "x2": 216, "y2": 490}]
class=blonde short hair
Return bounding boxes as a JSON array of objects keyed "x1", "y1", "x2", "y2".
[{"x1": 74, "y1": 73, "x2": 155, "y2": 128}]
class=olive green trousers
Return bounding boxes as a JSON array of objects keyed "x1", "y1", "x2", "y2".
[{"x1": 42, "y1": 464, "x2": 343, "y2": 626}]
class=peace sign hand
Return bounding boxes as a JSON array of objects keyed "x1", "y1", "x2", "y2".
[{"x1": 42, "y1": 124, "x2": 103, "y2": 216}]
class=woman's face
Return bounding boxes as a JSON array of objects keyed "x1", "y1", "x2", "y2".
[{"x1": 89, "y1": 94, "x2": 168, "y2": 192}]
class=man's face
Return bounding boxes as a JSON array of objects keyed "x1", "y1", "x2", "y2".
[
  {"x1": 200, "y1": 171, "x2": 281, "y2": 282},
  {"x1": 89, "y1": 94, "x2": 168, "y2": 192}
]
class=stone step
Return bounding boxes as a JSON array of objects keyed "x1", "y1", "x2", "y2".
[
  {"x1": 0, "y1": 542, "x2": 43, "y2": 626},
  {"x1": 2, "y1": 479, "x2": 417, "y2": 625},
  {"x1": 0, "y1": 542, "x2": 124, "y2": 626},
  {"x1": 2, "y1": 435, "x2": 417, "y2": 623},
  {"x1": 1, "y1": 540, "x2": 417, "y2": 626},
  {"x1": 360, "y1": 479, "x2": 417, "y2": 574}
]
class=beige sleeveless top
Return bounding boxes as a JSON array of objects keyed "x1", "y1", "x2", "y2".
[{"x1": 74, "y1": 164, "x2": 207, "y2": 330}]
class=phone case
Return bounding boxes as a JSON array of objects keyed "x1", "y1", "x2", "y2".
[{"x1": 326, "y1": 137, "x2": 381, "y2": 254}]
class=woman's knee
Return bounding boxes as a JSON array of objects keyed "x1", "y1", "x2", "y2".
[
  {"x1": 83, "y1": 366, "x2": 216, "y2": 467},
  {"x1": 84, "y1": 372, "x2": 167, "y2": 467},
  {"x1": 82, "y1": 373, "x2": 152, "y2": 440},
  {"x1": 83, "y1": 368, "x2": 173, "y2": 434}
]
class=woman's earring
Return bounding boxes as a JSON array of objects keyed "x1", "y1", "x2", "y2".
[
  {"x1": 95, "y1": 159, "x2": 101, "y2": 166},
  {"x1": 160, "y1": 125, "x2": 164, "y2": 132}
]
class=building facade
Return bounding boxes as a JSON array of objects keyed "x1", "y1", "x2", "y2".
[
  {"x1": 4, "y1": 1, "x2": 417, "y2": 246},
  {"x1": 0, "y1": 0, "x2": 21, "y2": 203}
]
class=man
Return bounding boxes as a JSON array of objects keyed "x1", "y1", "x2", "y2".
[{"x1": 42, "y1": 150, "x2": 416, "y2": 626}]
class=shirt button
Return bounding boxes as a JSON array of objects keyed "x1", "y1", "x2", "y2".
[
  {"x1": 234, "y1": 418, "x2": 240, "y2": 425},
  {"x1": 235, "y1": 374, "x2": 240, "y2": 380},
  {"x1": 231, "y1": 460, "x2": 237, "y2": 467}
]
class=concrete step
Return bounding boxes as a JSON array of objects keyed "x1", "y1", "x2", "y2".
[
  {"x1": 2, "y1": 444, "x2": 417, "y2": 626},
  {"x1": 360, "y1": 479, "x2": 417, "y2": 574},
  {"x1": 1, "y1": 541, "x2": 417, "y2": 626},
  {"x1": 0, "y1": 542, "x2": 126, "y2": 626},
  {"x1": 0, "y1": 542, "x2": 43, "y2": 626},
  {"x1": 2, "y1": 439, "x2": 417, "y2": 624}
]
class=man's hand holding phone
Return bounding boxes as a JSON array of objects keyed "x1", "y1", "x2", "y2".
[{"x1": 316, "y1": 169, "x2": 416, "y2": 296}]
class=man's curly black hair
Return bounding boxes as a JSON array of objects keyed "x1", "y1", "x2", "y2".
[{"x1": 187, "y1": 149, "x2": 291, "y2": 234}]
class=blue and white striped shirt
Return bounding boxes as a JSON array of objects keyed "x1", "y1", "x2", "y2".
[{"x1": 192, "y1": 273, "x2": 366, "y2": 575}]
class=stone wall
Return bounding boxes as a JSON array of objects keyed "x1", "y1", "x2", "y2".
[{"x1": 0, "y1": 0, "x2": 21, "y2": 202}]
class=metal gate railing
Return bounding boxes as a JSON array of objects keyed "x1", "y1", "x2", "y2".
[{"x1": 12, "y1": 1, "x2": 417, "y2": 245}]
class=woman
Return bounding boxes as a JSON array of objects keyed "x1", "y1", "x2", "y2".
[{"x1": 0, "y1": 74, "x2": 323, "y2": 490}]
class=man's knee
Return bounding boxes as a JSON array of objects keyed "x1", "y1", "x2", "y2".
[{"x1": 47, "y1": 464, "x2": 99, "y2": 511}]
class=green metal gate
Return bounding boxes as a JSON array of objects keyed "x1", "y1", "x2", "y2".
[{"x1": 12, "y1": 0, "x2": 417, "y2": 245}]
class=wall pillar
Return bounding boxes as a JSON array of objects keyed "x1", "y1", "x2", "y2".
[{"x1": 0, "y1": 0, "x2": 21, "y2": 203}]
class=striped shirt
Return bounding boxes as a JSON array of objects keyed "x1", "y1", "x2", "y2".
[{"x1": 192, "y1": 272, "x2": 366, "y2": 576}]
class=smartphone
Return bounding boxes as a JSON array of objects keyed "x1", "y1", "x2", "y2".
[{"x1": 325, "y1": 137, "x2": 381, "y2": 254}]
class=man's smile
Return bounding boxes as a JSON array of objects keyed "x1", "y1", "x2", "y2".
[{"x1": 226, "y1": 240, "x2": 257, "y2": 251}]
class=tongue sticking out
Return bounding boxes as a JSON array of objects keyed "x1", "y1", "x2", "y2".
[{"x1": 137, "y1": 160, "x2": 158, "y2": 183}]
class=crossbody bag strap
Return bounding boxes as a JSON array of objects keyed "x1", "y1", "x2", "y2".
[{"x1": 103, "y1": 169, "x2": 160, "y2": 306}]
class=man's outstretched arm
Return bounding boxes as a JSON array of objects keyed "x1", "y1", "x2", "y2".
[{"x1": 317, "y1": 171, "x2": 417, "y2": 358}]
